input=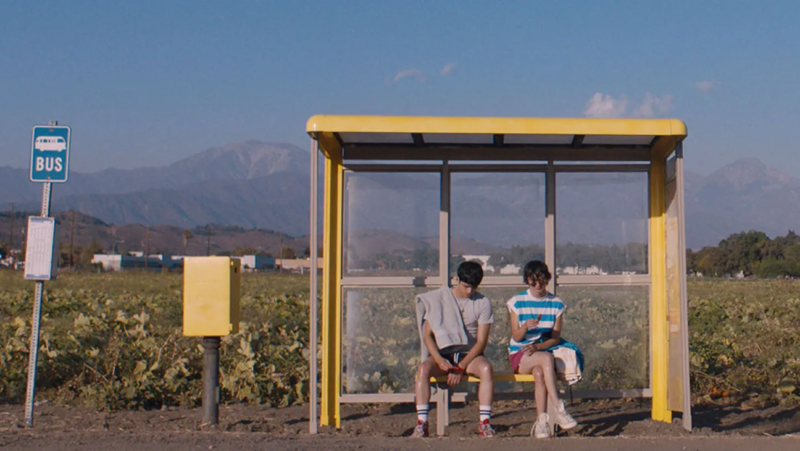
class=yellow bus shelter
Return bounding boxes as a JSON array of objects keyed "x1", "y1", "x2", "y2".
[{"x1": 306, "y1": 115, "x2": 691, "y2": 433}]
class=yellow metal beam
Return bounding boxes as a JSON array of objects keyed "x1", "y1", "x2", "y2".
[
  {"x1": 333, "y1": 155, "x2": 343, "y2": 429},
  {"x1": 652, "y1": 136, "x2": 679, "y2": 161},
  {"x1": 320, "y1": 153, "x2": 343, "y2": 427},
  {"x1": 314, "y1": 132, "x2": 342, "y2": 161},
  {"x1": 649, "y1": 156, "x2": 671, "y2": 423},
  {"x1": 307, "y1": 115, "x2": 687, "y2": 138}
]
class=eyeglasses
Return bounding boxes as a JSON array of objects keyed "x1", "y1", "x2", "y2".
[{"x1": 528, "y1": 277, "x2": 550, "y2": 286}]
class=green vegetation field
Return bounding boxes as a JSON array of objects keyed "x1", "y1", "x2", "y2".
[
  {"x1": 0, "y1": 271, "x2": 310, "y2": 409},
  {"x1": 0, "y1": 271, "x2": 798, "y2": 410}
]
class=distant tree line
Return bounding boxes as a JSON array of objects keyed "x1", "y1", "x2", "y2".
[
  {"x1": 487, "y1": 245, "x2": 545, "y2": 270},
  {"x1": 359, "y1": 230, "x2": 800, "y2": 278},
  {"x1": 59, "y1": 241, "x2": 104, "y2": 268},
  {"x1": 215, "y1": 246, "x2": 299, "y2": 259},
  {"x1": 191, "y1": 223, "x2": 291, "y2": 237},
  {"x1": 352, "y1": 242, "x2": 648, "y2": 274},
  {"x1": 361, "y1": 248, "x2": 440, "y2": 272},
  {"x1": 688, "y1": 230, "x2": 800, "y2": 278}
]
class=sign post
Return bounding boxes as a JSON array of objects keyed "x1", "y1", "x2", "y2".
[{"x1": 24, "y1": 122, "x2": 70, "y2": 427}]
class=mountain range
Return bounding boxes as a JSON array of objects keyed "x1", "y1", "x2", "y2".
[{"x1": 2, "y1": 141, "x2": 799, "y2": 250}]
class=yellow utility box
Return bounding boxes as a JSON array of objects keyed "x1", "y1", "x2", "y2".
[{"x1": 183, "y1": 257, "x2": 241, "y2": 336}]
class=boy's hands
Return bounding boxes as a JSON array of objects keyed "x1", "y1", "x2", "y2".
[
  {"x1": 434, "y1": 356, "x2": 465, "y2": 386},
  {"x1": 447, "y1": 369, "x2": 463, "y2": 386},
  {"x1": 435, "y1": 356, "x2": 453, "y2": 372}
]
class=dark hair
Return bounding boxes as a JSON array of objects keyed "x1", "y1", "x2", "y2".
[
  {"x1": 523, "y1": 260, "x2": 551, "y2": 285},
  {"x1": 457, "y1": 261, "x2": 484, "y2": 287}
]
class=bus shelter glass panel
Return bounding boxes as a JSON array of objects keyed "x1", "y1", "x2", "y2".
[
  {"x1": 556, "y1": 285, "x2": 650, "y2": 390},
  {"x1": 476, "y1": 286, "x2": 534, "y2": 393},
  {"x1": 343, "y1": 287, "x2": 428, "y2": 394},
  {"x1": 471, "y1": 286, "x2": 525, "y2": 374},
  {"x1": 343, "y1": 172, "x2": 440, "y2": 276},
  {"x1": 451, "y1": 172, "x2": 546, "y2": 276},
  {"x1": 555, "y1": 172, "x2": 648, "y2": 275}
]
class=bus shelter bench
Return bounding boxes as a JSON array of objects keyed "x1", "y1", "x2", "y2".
[{"x1": 429, "y1": 373, "x2": 569, "y2": 437}]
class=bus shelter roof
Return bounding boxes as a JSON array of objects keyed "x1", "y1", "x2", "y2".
[{"x1": 307, "y1": 115, "x2": 687, "y2": 162}]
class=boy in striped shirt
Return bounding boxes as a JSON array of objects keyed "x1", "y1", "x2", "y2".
[{"x1": 507, "y1": 260, "x2": 578, "y2": 438}]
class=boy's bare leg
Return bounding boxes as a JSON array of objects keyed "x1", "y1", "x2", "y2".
[
  {"x1": 465, "y1": 356, "x2": 494, "y2": 406},
  {"x1": 415, "y1": 357, "x2": 447, "y2": 405}
]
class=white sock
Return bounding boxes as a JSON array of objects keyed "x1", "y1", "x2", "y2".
[
  {"x1": 538, "y1": 412, "x2": 548, "y2": 423},
  {"x1": 479, "y1": 405, "x2": 492, "y2": 422},
  {"x1": 416, "y1": 404, "x2": 429, "y2": 422}
]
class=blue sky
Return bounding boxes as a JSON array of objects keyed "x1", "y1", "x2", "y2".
[{"x1": 1, "y1": 1, "x2": 799, "y2": 175}]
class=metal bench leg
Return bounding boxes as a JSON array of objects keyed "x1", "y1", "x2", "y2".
[
  {"x1": 435, "y1": 385, "x2": 449, "y2": 436},
  {"x1": 444, "y1": 386, "x2": 450, "y2": 427}
]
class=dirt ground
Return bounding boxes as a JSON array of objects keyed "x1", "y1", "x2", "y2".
[{"x1": 1, "y1": 398, "x2": 799, "y2": 450}]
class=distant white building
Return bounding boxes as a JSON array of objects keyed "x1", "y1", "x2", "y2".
[
  {"x1": 93, "y1": 253, "x2": 283, "y2": 272},
  {"x1": 462, "y1": 255, "x2": 496, "y2": 272},
  {"x1": 232, "y1": 255, "x2": 276, "y2": 271},
  {"x1": 92, "y1": 253, "x2": 182, "y2": 271},
  {"x1": 499, "y1": 263, "x2": 521, "y2": 275},
  {"x1": 558, "y1": 265, "x2": 607, "y2": 275},
  {"x1": 279, "y1": 257, "x2": 324, "y2": 273}
]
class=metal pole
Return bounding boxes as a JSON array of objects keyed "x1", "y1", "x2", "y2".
[
  {"x1": 41, "y1": 182, "x2": 52, "y2": 218},
  {"x1": 69, "y1": 210, "x2": 75, "y2": 268},
  {"x1": 144, "y1": 225, "x2": 150, "y2": 270},
  {"x1": 439, "y1": 160, "x2": 450, "y2": 286},
  {"x1": 24, "y1": 281, "x2": 44, "y2": 426},
  {"x1": 308, "y1": 138, "x2": 319, "y2": 434},
  {"x1": 202, "y1": 336, "x2": 221, "y2": 425},
  {"x1": 546, "y1": 159, "x2": 556, "y2": 295},
  {"x1": 8, "y1": 202, "x2": 14, "y2": 259},
  {"x1": 24, "y1": 180, "x2": 52, "y2": 427},
  {"x1": 675, "y1": 143, "x2": 692, "y2": 431}
]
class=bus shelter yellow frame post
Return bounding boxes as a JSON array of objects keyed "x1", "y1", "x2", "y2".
[
  {"x1": 317, "y1": 133, "x2": 344, "y2": 428},
  {"x1": 307, "y1": 116, "x2": 691, "y2": 432},
  {"x1": 650, "y1": 153, "x2": 670, "y2": 423}
]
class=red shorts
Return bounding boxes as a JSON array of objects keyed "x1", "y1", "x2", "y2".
[{"x1": 509, "y1": 352, "x2": 525, "y2": 373}]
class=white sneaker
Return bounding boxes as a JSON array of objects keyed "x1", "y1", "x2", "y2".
[
  {"x1": 531, "y1": 413, "x2": 550, "y2": 439},
  {"x1": 553, "y1": 400, "x2": 578, "y2": 430}
]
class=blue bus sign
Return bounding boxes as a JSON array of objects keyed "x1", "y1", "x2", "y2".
[{"x1": 30, "y1": 125, "x2": 70, "y2": 183}]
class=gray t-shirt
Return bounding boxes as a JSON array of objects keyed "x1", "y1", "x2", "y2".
[{"x1": 442, "y1": 291, "x2": 494, "y2": 353}]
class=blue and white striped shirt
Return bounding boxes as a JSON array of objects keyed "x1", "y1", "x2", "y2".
[{"x1": 506, "y1": 290, "x2": 566, "y2": 356}]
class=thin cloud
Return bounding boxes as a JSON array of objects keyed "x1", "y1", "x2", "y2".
[
  {"x1": 696, "y1": 80, "x2": 718, "y2": 93},
  {"x1": 387, "y1": 68, "x2": 425, "y2": 84},
  {"x1": 584, "y1": 92, "x2": 674, "y2": 118},
  {"x1": 583, "y1": 93, "x2": 628, "y2": 118},
  {"x1": 440, "y1": 62, "x2": 457, "y2": 76},
  {"x1": 633, "y1": 93, "x2": 673, "y2": 118}
]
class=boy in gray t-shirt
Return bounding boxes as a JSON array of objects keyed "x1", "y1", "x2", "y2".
[
  {"x1": 441, "y1": 290, "x2": 494, "y2": 354},
  {"x1": 412, "y1": 261, "x2": 496, "y2": 438}
]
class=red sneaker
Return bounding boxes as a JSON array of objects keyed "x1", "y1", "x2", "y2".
[
  {"x1": 478, "y1": 419, "x2": 496, "y2": 438},
  {"x1": 411, "y1": 420, "x2": 429, "y2": 438}
]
